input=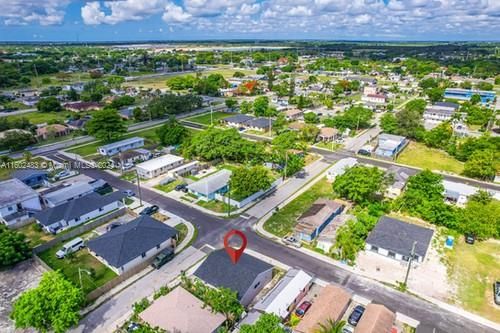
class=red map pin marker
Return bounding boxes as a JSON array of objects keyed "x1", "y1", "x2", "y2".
[{"x1": 223, "y1": 229, "x2": 247, "y2": 264}]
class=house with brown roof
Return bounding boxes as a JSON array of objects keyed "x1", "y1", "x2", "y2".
[
  {"x1": 354, "y1": 304, "x2": 395, "y2": 333},
  {"x1": 288, "y1": 121, "x2": 305, "y2": 131},
  {"x1": 295, "y1": 285, "x2": 351, "y2": 333},
  {"x1": 139, "y1": 287, "x2": 226, "y2": 333},
  {"x1": 64, "y1": 101, "x2": 102, "y2": 112},
  {"x1": 318, "y1": 127, "x2": 339, "y2": 142},
  {"x1": 294, "y1": 199, "x2": 345, "y2": 242},
  {"x1": 36, "y1": 124, "x2": 71, "y2": 140},
  {"x1": 284, "y1": 108, "x2": 304, "y2": 121}
]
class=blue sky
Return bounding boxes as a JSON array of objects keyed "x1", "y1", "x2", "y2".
[{"x1": 1, "y1": 0, "x2": 499, "y2": 42}]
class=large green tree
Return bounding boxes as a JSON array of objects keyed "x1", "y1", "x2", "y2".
[
  {"x1": 333, "y1": 166, "x2": 386, "y2": 204},
  {"x1": 463, "y1": 150, "x2": 497, "y2": 181},
  {"x1": 156, "y1": 117, "x2": 188, "y2": 146},
  {"x1": 0, "y1": 130, "x2": 36, "y2": 151},
  {"x1": 10, "y1": 271, "x2": 84, "y2": 333},
  {"x1": 85, "y1": 108, "x2": 127, "y2": 142},
  {"x1": 459, "y1": 192, "x2": 500, "y2": 240},
  {"x1": 0, "y1": 225, "x2": 31, "y2": 267},
  {"x1": 229, "y1": 166, "x2": 272, "y2": 200},
  {"x1": 36, "y1": 96, "x2": 62, "y2": 113},
  {"x1": 424, "y1": 122, "x2": 453, "y2": 148}
]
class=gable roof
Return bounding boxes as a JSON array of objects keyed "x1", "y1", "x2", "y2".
[
  {"x1": 193, "y1": 249, "x2": 273, "y2": 299},
  {"x1": 88, "y1": 215, "x2": 177, "y2": 268},
  {"x1": 42, "y1": 179, "x2": 106, "y2": 206},
  {"x1": 224, "y1": 114, "x2": 254, "y2": 124},
  {"x1": 354, "y1": 304, "x2": 395, "y2": 333},
  {"x1": 366, "y1": 216, "x2": 434, "y2": 258},
  {"x1": 0, "y1": 178, "x2": 39, "y2": 207},
  {"x1": 296, "y1": 199, "x2": 344, "y2": 234},
  {"x1": 12, "y1": 168, "x2": 48, "y2": 181},
  {"x1": 295, "y1": 285, "x2": 351, "y2": 333},
  {"x1": 34, "y1": 191, "x2": 125, "y2": 226},
  {"x1": 187, "y1": 169, "x2": 232, "y2": 196},
  {"x1": 139, "y1": 287, "x2": 225, "y2": 333}
]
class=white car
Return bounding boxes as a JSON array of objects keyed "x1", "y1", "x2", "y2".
[
  {"x1": 282, "y1": 236, "x2": 302, "y2": 248},
  {"x1": 56, "y1": 237, "x2": 85, "y2": 259}
]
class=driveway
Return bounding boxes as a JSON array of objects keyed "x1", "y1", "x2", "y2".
[
  {"x1": 71, "y1": 246, "x2": 205, "y2": 333},
  {"x1": 0, "y1": 259, "x2": 46, "y2": 333}
]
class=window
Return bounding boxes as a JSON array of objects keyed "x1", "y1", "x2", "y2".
[
  {"x1": 402, "y1": 255, "x2": 410, "y2": 262},
  {"x1": 8, "y1": 206, "x2": 13, "y2": 211},
  {"x1": 156, "y1": 244, "x2": 160, "y2": 249},
  {"x1": 99, "y1": 207, "x2": 104, "y2": 212},
  {"x1": 371, "y1": 245, "x2": 379, "y2": 252},
  {"x1": 253, "y1": 281, "x2": 261, "y2": 289},
  {"x1": 388, "y1": 251, "x2": 396, "y2": 258},
  {"x1": 141, "y1": 252, "x2": 146, "y2": 258}
]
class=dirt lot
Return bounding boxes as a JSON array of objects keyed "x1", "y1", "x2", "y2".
[{"x1": 0, "y1": 259, "x2": 46, "y2": 332}]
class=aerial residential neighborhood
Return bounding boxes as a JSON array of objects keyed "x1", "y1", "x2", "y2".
[{"x1": 0, "y1": 3, "x2": 499, "y2": 333}]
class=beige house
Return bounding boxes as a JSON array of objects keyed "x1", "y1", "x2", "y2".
[
  {"x1": 295, "y1": 285, "x2": 351, "y2": 333},
  {"x1": 139, "y1": 287, "x2": 225, "y2": 333},
  {"x1": 354, "y1": 304, "x2": 395, "y2": 333},
  {"x1": 36, "y1": 124, "x2": 71, "y2": 140},
  {"x1": 284, "y1": 108, "x2": 304, "y2": 120},
  {"x1": 318, "y1": 127, "x2": 338, "y2": 142}
]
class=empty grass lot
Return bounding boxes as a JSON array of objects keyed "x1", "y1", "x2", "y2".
[
  {"x1": 38, "y1": 244, "x2": 117, "y2": 294},
  {"x1": 5, "y1": 110, "x2": 74, "y2": 125},
  {"x1": 263, "y1": 177, "x2": 336, "y2": 237},
  {"x1": 17, "y1": 223, "x2": 55, "y2": 247},
  {"x1": 185, "y1": 111, "x2": 233, "y2": 125},
  {"x1": 445, "y1": 239, "x2": 500, "y2": 323},
  {"x1": 154, "y1": 179, "x2": 184, "y2": 193},
  {"x1": 196, "y1": 199, "x2": 236, "y2": 214},
  {"x1": 396, "y1": 141, "x2": 464, "y2": 175}
]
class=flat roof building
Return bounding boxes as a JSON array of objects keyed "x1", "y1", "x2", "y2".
[
  {"x1": 98, "y1": 137, "x2": 144, "y2": 156},
  {"x1": 136, "y1": 154, "x2": 185, "y2": 179}
]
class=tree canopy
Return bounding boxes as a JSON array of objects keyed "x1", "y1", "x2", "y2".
[
  {"x1": 36, "y1": 96, "x2": 63, "y2": 113},
  {"x1": 229, "y1": 166, "x2": 272, "y2": 201},
  {"x1": 333, "y1": 165, "x2": 386, "y2": 204},
  {"x1": 240, "y1": 313, "x2": 287, "y2": 333},
  {"x1": 0, "y1": 225, "x2": 31, "y2": 268},
  {"x1": 156, "y1": 117, "x2": 189, "y2": 146},
  {"x1": 85, "y1": 108, "x2": 127, "y2": 142}
]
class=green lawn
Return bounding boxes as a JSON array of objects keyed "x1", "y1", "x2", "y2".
[
  {"x1": 264, "y1": 177, "x2": 335, "y2": 237},
  {"x1": 17, "y1": 223, "x2": 55, "y2": 247},
  {"x1": 186, "y1": 111, "x2": 233, "y2": 125},
  {"x1": 38, "y1": 243, "x2": 117, "y2": 294},
  {"x1": 175, "y1": 223, "x2": 188, "y2": 244},
  {"x1": 314, "y1": 141, "x2": 342, "y2": 151},
  {"x1": 445, "y1": 239, "x2": 500, "y2": 323},
  {"x1": 154, "y1": 179, "x2": 183, "y2": 193},
  {"x1": 396, "y1": 141, "x2": 464, "y2": 175},
  {"x1": 196, "y1": 199, "x2": 236, "y2": 214},
  {"x1": 5, "y1": 110, "x2": 74, "y2": 125}
]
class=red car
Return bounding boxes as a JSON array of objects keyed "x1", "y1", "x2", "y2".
[{"x1": 295, "y1": 301, "x2": 312, "y2": 317}]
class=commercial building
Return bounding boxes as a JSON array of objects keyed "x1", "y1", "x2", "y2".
[
  {"x1": 365, "y1": 216, "x2": 434, "y2": 263},
  {"x1": 136, "y1": 154, "x2": 185, "y2": 179},
  {"x1": 88, "y1": 215, "x2": 178, "y2": 274},
  {"x1": 444, "y1": 88, "x2": 496, "y2": 104},
  {"x1": 98, "y1": 137, "x2": 145, "y2": 156},
  {"x1": 0, "y1": 179, "x2": 42, "y2": 227}
]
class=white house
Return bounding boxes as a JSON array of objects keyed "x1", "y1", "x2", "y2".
[
  {"x1": 362, "y1": 93, "x2": 387, "y2": 104},
  {"x1": 0, "y1": 179, "x2": 42, "y2": 227},
  {"x1": 168, "y1": 161, "x2": 199, "y2": 178},
  {"x1": 326, "y1": 158, "x2": 358, "y2": 182},
  {"x1": 88, "y1": 215, "x2": 178, "y2": 274},
  {"x1": 34, "y1": 191, "x2": 125, "y2": 234},
  {"x1": 442, "y1": 180, "x2": 479, "y2": 207},
  {"x1": 254, "y1": 269, "x2": 313, "y2": 319},
  {"x1": 98, "y1": 137, "x2": 145, "y2": 156},
  {"x1": 136, "y1": 154, "x2": 185, "y2": 179},
  {"x1": 42, "y1": 179, "x2": 107, "y2": 208}
]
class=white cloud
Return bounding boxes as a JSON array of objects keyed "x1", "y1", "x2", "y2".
[
  {"x1": 81, "y1": 0, "x2": 168, "y2": 25},
  {"x1": 162, "y1": 2, "x2": 192, "y2": 23},
  {"x1": 0, "y1": 0, "x2": 69, "y2": 26}
]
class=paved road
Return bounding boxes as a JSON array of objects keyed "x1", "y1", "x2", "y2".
[
  {"x1": 45, "y1": 154, "x2": 498, "y2": 333},
  {"x1": 0, "y1": 108, "x2": 37, "y2": 117},
  {"x1": 72, "y1": 247, "x2": 206, "y2": 333}
]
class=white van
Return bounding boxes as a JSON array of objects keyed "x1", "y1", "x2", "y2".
[{"x1": 56, "y1": 237, "x2": 85, "y2": 259}]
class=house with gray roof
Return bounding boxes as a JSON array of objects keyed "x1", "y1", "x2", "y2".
[
  {"x1": 12, "y1": 169, "x2": 49, "y2": 188},
  {"x1": 98, "y1": 137, "x2": 144, "y2": 156},
  {"x1": 223, "y1": 114, "x2": 254, "y2": 128},
  {"x1": 365, "y1": 216, "x2": 434, "y2": 263},
  {"x1": 193, "y1": 249, "x2": 273, "y2": 306},
  {"x1": 88, "y1": 215, "x2": 178, "y2": 274},
  {"x1": 0, "y1": 179, "x2": 42, "y2": 227},
  {"x1": 34, "y1": 191, "x2": 125, "y2": 234},
  {"x1": 187, "y1": 169, "x2": 232, "y2": 201},
  {"x1": 374, "y1": 133, "x2": 407, "y2": 159},
  {"x1": 42, "y1": 179, "x2": 108, "y2": 207},
  {"x1": 294, "y1": 199, "x2": 345, "y2": 242},
  {"x1": 246, "y1": 117, "x2": 274, "y2": 131}
]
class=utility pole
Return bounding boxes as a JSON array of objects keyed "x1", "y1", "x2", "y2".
[
  {"x1": 210, "y1": 103, "x2": 214, "y2": 126},
  {"x1": 227, "y1": 183, "x2": 231, "y2": 217},
  {"x1": 403, "y1": 241, "x2": 417, "y2": 287},
  {"x1": 135, "y1": 169, "x2": 143, "y2": 206},
  {"x1": 284, "y1": 151, "x2": 288, "y2": 180}
]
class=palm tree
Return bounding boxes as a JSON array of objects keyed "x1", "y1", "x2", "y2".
[
  {"x1": 23, "y1": 151, "x2": 32, "y2": 162},
  {"x1": 315, "y1": 319, "x2": 346, "y2": 333}
]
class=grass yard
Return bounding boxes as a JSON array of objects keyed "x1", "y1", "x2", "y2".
[
  {"x1": 154, "y1": 179, "x2": 184, "y2": 193},
  {"x1": 5, "y1": 110, "x2": 74, "y2": 125},
  {"x1": 314, "y1": 141, "x2": 342, "y2": 152},
  {"x1": 17, "y1": 223, "x2": 55, "y2": 247},
  {"x1": 196, "y1": 199, "x2": 236, "y2": 214},
  {"x1": 264, "y1": 177, "x2": 335, "y2": 237},
  {"x1": 38, "y1": 244, "x2": 117, "y2": 294},
  {"x1": 445, "y1": 239, "x2": 500, "y2": 323},
  {"x1": 186, "y1": 111, "x2": 233, "y2": 125},
  {"x1": 396, "y1": 141, "x2": 464, "y2": 175},
  {"x1": 175, "y1": 223, "x2": 188, "y2": 244}
]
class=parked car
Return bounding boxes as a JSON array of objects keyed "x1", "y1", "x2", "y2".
[
  {"x1": 55, "y1": 170, "x2": 70, "y2": 179},
  {"x1": 295, "y1": 301, "x2": 312, "y2": 318},
  {"x1": 106, "y1": 222, "x2": 122, "y2": 232},
  {"x1": 127, "y1": 322, "x2": 141, "y2": 332},
  {"x1": 465, "y1": 233, "x2": 475, "y2": 245},
  {"x1": 494, "y1": 281, "x2": 500, "y2": 305},
  {"x1": 151, "y1": 248, "x2": 175, "y2": 269},
  {"x1": 348, "y1": 305, "x2": 365, "y2": 326},
  {"x1": 56, "y1": 237, "x2": 85, "y2": 259},
  {"x1": 139, "y1": 205, "x2": 159, "y2": 216},
  {"x1": 342, "y1": 326, "x2": 354, "y2": 333},
  {"x1": 122, "y1": 163, "x2": 134, "y2": 170},
  {"x1": 175, "y1": 183, "x2": 188, "y2": 191},
  {"x1": 122, "y1": 189, "x2": 135, "y2": 197},
  {"x1": 282, "y1": 235, "x2": 302, "y2": 248},
  {"x1": 295, "y1": 169, "x2": 306, "y2": 178}
]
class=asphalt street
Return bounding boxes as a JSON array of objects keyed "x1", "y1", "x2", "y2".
[{"x1": 46, "y1": 153, "x2": 498, "y2": 333}]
